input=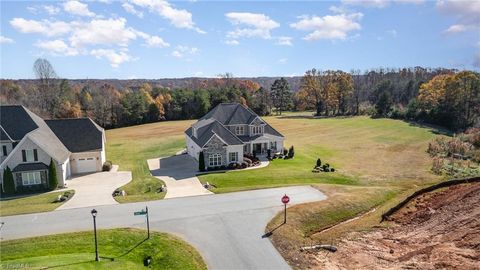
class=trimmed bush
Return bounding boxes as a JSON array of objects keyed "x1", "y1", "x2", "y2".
[
  {"x1": 199, "y1": 151, "x2": 205, "y2": 172},
  {"x1": 2, "y1": 166, "x2": 15, "y2": 195},
  {"x1": 102, "y1": 160, "x2": 113, "y2": 171},
  {"x1": 288, "y1": 146, "x2": 295, "y2": 158},
  {"x1": 244, "y1": 157, "x2": 252, "y2": 165},
  {"x1": 330, "y1": 168, "x2": 335, "y2": 172},
  {"x1": 267, "y1": 149, "x2": 272, "y2": 159},
  {"x1": 48, "y1": 159, "x2": 58, "y2": 191},
  {"x1": 241, "y1": 162, "x2": 248, "y2": 169},
  {"x1": 283, "y1": 149, "x2": 288, "y2": 156},
  {"x1": 316, "y1": 158, "x2": 322, "y2": 167}
]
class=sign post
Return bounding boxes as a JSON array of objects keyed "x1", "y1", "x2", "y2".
[
  {"x1": 134, "y1": 206, "x2": 150, "y2": 239},
  {"x1": 281, "y1": 194, "x2": 290, "y2": 224}
]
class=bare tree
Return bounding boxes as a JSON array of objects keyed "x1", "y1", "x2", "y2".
[{"x1": 33, "y1": 58, "x2": 57, "y2": 116}]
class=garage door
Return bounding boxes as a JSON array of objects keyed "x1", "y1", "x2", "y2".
[{"x1": 76, "y1": 158, "x2": 97, "y2": 173}]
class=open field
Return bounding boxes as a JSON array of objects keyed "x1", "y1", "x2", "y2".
[
  {"x1": 106, "y1": 120, "x2": 194, "y2": 203},
  {"x1": 0, "y1": 190, "x2": 74, "y2": 217},
  {"x1": 0, "y1": 228, "x2": 206, "y2": 270}
]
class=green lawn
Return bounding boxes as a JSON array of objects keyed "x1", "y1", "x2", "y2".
[
  {"x1": 106, "y1": 120, "x2": 194, "y2": 203},
  {"x1": 0, "y1": 190, "x2": 74, "y2": 217},
  {"x1": 0, "y1": 228, "x2": 206, "y2": 270}
]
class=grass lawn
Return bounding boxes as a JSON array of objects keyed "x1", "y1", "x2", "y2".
[
  {"x1": 0, "y1": 190, "x2": 74, "y2": 217},
  {"x1": 106, "y1": 120, "x2": 194, "y2": 203},
  {"x1": 0, "y1": 228, "x2": 206, "y2": 270}
]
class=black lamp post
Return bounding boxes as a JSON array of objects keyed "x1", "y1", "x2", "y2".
[{"x1": 91, "y1": 209, "x2": 99, "y2": 262}]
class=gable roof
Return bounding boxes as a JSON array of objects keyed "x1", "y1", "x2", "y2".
[
  {"x1": 200, "y1": 103, "x2": 259, "y2": 125},
  {"x1": 0, "y1": 105, "x2": 38, "y2": 141},
  {"x1": 186, "y1": 119, "x2": 243, "y2": 147},
  {"x1": 45, "y1": 118, "x2": 104, "y2": 152}
]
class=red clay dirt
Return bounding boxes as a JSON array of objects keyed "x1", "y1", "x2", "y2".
[{"x1": 312, "y1": 183, "x2": 480, "y2": 269}]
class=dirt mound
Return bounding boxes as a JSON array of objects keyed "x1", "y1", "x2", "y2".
[{"x1": 312, "y1": 183, "x2": 480, "y2": 269}]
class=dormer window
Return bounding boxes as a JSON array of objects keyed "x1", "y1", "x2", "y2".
[
  {"x1": 251, "y1": 126, "x2": 263, "y2": 135},
  {"x1": 235, "y1": 126, "x2": 244, "y2": 135}
]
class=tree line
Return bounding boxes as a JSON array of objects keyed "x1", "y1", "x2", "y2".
[{"x1": 1, "y1": 59, "x2": 478, "y2": 131}]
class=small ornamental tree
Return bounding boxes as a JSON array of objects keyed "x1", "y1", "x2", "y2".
[
  {"x1": 48, "y1": 159, "x2": 58, "y2": 191},
  {"x1": 316, "y1": 158, "x2": 322, "y2": 167},
  {"x1": 3, "y1": 166, "x2": 15, "y2": 195},
  {"x1": 198, "y1": 151, "x2": 206, "y2": 172},
  {"x1": 288, "y1": 146, "x2": 295, "y2": 158}
]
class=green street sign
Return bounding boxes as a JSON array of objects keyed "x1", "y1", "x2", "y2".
[{"x1": 134, "y1": 210, "x2": 147, "y2": 216}]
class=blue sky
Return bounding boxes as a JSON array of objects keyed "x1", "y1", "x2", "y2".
[{"x1": 0, "y1": 0, "x2": 479, "y2": 79}]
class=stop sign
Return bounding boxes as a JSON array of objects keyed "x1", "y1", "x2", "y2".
[{"x1": 281, "y1": 194, "x2": 290, "y2": 204}]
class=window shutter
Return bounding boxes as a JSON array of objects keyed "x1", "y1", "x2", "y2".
[
  {"x1": 22, "y1": 150, "x2": 26, "y2": 162},
  {"x1": 33, "y1": 149, "x2": 38, "y2": 161}
]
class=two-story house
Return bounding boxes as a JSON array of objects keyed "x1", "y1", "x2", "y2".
[
  {"x1": 185, "y1": 103, "x2": 284, "y2": 169},
  {"x1": 0, "y1": 105, "x2": 106, "y2": 193}
]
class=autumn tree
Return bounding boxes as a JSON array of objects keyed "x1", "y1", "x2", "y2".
[
  {"x1": 299, "y1": 69, "x2": 323, "y2": 116},
  {"x1": 33, "y1": 58, "x2": 57, "y2": 116}
]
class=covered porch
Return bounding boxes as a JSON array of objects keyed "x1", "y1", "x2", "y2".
[{"x1": 243, "y1": 140, "x2": 282, "y2": 156}]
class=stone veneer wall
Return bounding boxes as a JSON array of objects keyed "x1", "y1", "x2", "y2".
[{"x1": 203, "y1": 135, "x2": 227, "y2": 167}]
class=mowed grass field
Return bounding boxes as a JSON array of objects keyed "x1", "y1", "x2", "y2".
[
  {"x1": 0, "y1": 190, "x2": 74, "y2": 217},
  {"x1": 0, "y1": 228, "x2": 206, "y2": 270},
  {"x1": 106, "y1": 120, "x2": 194, "y2": 203}
]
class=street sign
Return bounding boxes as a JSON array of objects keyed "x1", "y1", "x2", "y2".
[
  {"x1": 282, "y1": 194, "x2": 290, "y2": 204},
  {"x1": 134, "y1": 210, "x2": 147, "y2": 216}
]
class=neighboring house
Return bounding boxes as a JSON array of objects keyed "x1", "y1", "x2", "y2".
[
  {"x1": 185, "y1": 103, "x2": 284, "y2": 169},
  {"x1": 0, "y1": 105, "x2": 106, "y2": 193}
]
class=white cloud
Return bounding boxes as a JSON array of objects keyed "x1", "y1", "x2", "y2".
[
  {"x1": 225, "y1": 12, "x2": 280, "y2": 39},
  {"x1": 0, "y1": 36, "x2": 14, "y2": 44},
  {"x1": 278, "y1": 58, "x2": 287, "y2": 64},
  {"x1": 290, "y1": 12, "x2": 363, "y2": 41},
  {"x1": 171, "y1": 45, "x2": 199, "y2": 58},
  {"x1": 143, "y1": 35, "x2": 170, "y2": 47},
  {"x1": 194, "y1": 71, "x2": 204, "y2": 77},
  {"x1": 129, "y1": 0, "x2": 204, "y2": 33},
  {"x1": 276, "y1": 36, "x2": 293, "y2": 46},
  {"x1": 225, "y1": 39, "x2": 239, "y2": 46},
  {"x1": 69, "y1": 18, "x2": 137, "y2": 47},
  {"x1": 122, "y1": 2, "x2": 144, "y2": 18},
  {"x1": 437, "y1": 0, "x2": 480, "y2": 34},
  {"x1": 35, "y1": 40, "x2": 78, "y2": 56},
  {"x1": 10, "y1": 18, "x2": 71, "y2": 37},
  {"x1": 44, "y1": 5, "x2": 61, "y2": 15},
  {"x1": 63, "y1": 1, "x2": 95, "y2": 17},
  {"x1": 90, "y1": 49, "x2": 133, "y2": 67}
]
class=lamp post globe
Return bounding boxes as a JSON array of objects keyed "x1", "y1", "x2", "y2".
[
  {"x1": 91, "y1": 209, "x2": 99, "y2": 262},
  {"x1": 91, "y1": 209, "x2": 97, "y2": 217}
]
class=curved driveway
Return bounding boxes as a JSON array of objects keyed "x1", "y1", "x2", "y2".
[{"x1": 1, "y1": 186, "x2": 326, "y2": 270}]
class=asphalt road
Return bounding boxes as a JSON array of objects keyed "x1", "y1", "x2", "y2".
[{"x1": 0, "y1": 186, "x2": 326, "y2": 270}]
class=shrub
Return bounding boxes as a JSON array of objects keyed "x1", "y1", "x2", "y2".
[
  {"x1": 244, "y1": 157, "x2": 252, "y2": 165},
  {"x1": 241, "y1": 162, "x2": 248, "y2": 169},
  {"x1": 316, "y1": 158, "x2": 322, "y2": 167},
  {"x1": 322, "y1": 164, "x2": 330, "y2": 172},
  {"x1": 288, "y1": 146, "x2": 295, "y2": 158},
  {"x1": 330, "y1": 168, "x2": 335, "y2": 172},
  {"x1": 267, "y1": 149, "x2": 271, "y2": 159},
  {"x1": 102, "y1": 160, "x2": 113, "y2": 171},
  {"x1": 48, "y1": 159, "x2": 58, "y2": 191},
  {"x1": 2, "y1": 166, "x2": 15, "y2": 195},
  {"x1": 199, "y1": 151, "x2": 205, "y2": 172},
  {"x1": 283, "y1": 149, "x2": 288, "y2": 156}
]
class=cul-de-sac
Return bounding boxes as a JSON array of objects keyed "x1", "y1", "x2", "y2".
[{"x1": 1, "y1": 1, "x2": 479, "y2": 269}]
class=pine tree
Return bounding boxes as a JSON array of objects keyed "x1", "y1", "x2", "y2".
[
  {"x1": 48, "y1": 159, "x2": 58, "y2": 191},
  {"x1": 3, "y1": 166, "x2": 15, "y2": 195},
  {"x1": 198, "y1": 151, "x2": 206, "y2": 172},
  {"x1": 288, "y1": 146, "x2": 295, "y2": 158}
]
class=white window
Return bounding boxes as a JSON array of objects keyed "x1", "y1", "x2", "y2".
[
  {"x1": 22, "y1": 171, "x2": 41, "y2": 186},
  {"x1": 251, "y1": 126, "x2": 263, "y2": 135},
  {"x1": 209, "y1": 154, "x2": 222, "y2": 167},
  {"x1": 229, "y1": 152, "x2": 238, "y2": 163},
  {"x1": 235, "y1": 126, "x2": 244, "y2": 135},
  {"x1": 25, "y1": 149, "x2": 35, "y2": 162}
]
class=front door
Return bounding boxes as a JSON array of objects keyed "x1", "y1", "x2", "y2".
[{"x1": 254, "y1": 143, "x2": 262, "y2": 154}]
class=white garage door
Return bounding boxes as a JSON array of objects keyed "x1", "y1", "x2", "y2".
[{"x1": 76, "y1": 158, "x2": 97, "y2": 173}]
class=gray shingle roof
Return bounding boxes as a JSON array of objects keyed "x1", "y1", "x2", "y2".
[
  {"x1": 12, "y1": 162, "x2": 48, "y2": 172},
  {"x1": 186, "y1": 119, "x2": 243, "y2": 147},
  {"x1": 0, "y1": 105, "x2": 38, "y2": 141},
  {"x1": 200, "y1": 103, "x2": 258, "y2": 125},
  {"x1": 45, "y1": 118, "x2": 104, "y2": 152}
]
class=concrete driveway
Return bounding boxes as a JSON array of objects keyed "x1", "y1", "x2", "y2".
[
  {"x1": 1, "y1": 186, "x2": 327, "y2": 270},
  {"x1": 56, "y1": 171, "x2": 132, "y2": 210},
  {"x1": 148, "y1": 154, "x2": 212, "y2": 199}
]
